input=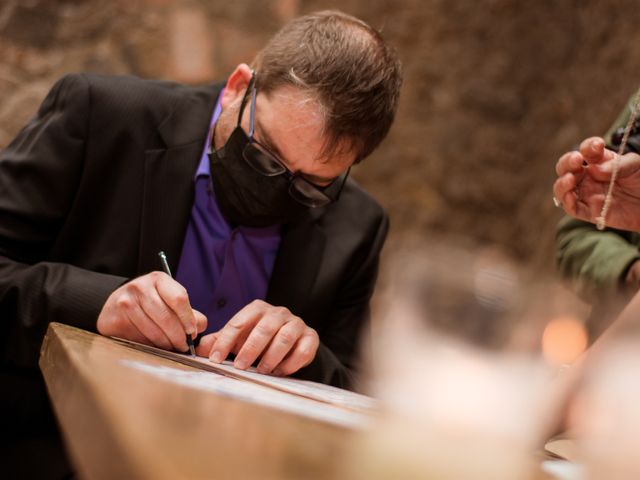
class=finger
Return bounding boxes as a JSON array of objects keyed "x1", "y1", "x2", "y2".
[
  {"x1": 121, "y1": 322, "x2": 150, "y2": 346},
  {"x1": 155, "y1": 272, "x2": 197, "y2": 336},
  {"x1": 255, "y1": 318, "x2": 305, "y2": 374},
  {"x1": 556, "y1": 151, "x2": 586, "y2": 176},
  {"x1": 255, "y1": 325, "x2": 304, "y2": 375},
  {"x1": 553, "y1": 173, "x2": 596, "y2": 222},
  {"x1": 579, "y1": 137, "x2": 605, "y2": 163},
  {"x1": 193, "y1": 309, "x2": 208, "y2": 335},
  {"x1": 234, "y1": 309, "x2": 292, "y2": 370},
  {"x1": 106, "y1": 308, "x2": 150, "y2": 345},
  {"x1": 562, "y1": 184, "x2": 605, "y2": 225},
  {"x1": 584, "y1": 152, "x2": 630, "y2": 183},
  {"x1": 599, "y1": 151, "x2": 640, "y2": 178},
  {"x1": 209, "y1": 303, "x2": 263, "y2": 363},
  {"x1": 196, "y1": 332, "x2": 218, "y2": 357},
  {"x1": 133, "y1": 278, "x2": 188, "y2": 351},
  {"x1": 273, "y1": 330, "x2": 319, "y2": 377},
  {"x1": 553, "y1": 174, "x2": 578, "y2": 213},
  {"x1": 116, "y1": 292, "x2": 174, "y2": 350}
]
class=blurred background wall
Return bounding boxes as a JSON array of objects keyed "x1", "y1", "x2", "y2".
[{"x1": 2, "y1": 0, "x2": 640, "y2": 315}]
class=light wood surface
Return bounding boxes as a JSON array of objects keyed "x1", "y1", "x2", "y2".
[
  {"x1": 40, "y1": 323, "x2": 558, "y2": 480},
  {"x1": 40, "y1": 323, "x2": 358, "y2": 480}
]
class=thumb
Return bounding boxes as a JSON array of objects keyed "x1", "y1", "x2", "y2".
[
  {"x1": 193, "y1": 309, "x2": 208, "y2": 334},
  {"x1": 580, "y1": 137, "x2": 606, "y2": 162}
]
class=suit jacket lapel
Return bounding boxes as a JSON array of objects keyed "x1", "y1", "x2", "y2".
[
  {"x1": 267, "y1": 210, "x2": 326, "y2": 316},
  {"x1": 137, "y1": 83, "x2": 223, "y2": 274}
]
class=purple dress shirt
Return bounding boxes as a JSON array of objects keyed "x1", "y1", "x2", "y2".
[{"x1": 175, "y1": 91, "x2": 282, "y2": 334}]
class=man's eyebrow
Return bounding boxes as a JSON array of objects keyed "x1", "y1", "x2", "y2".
[{"x1": 254, "y1": 118, "x2": 338, "y2": 184}]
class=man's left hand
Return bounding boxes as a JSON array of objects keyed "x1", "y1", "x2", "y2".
[{"x1": 195, "y1": 300, "x2": 319, "y2": 376}]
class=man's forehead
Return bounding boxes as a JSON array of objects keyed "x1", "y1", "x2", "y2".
[
  {"x1": 260, "y1": 86, "x2": 326, "y2": 130},
  {"x1": 253, "y1": 85, "x2": 355, "y2": 171}
]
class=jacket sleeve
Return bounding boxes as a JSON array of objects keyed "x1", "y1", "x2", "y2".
[
  {"x1": 0, "y1": 74, "x2": 126, "y2": 369},
  {"x1": 555, "y1": 215, "x2": 640, "y2": 302},
  {"x1": 294, "y1": 210, "x2": 389, "y2": 391}
]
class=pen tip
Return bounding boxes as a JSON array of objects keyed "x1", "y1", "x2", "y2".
[{"x1": 189, "y1": 344, "x2": 196, "y2": 358}]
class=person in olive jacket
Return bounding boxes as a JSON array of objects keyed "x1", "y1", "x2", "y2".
[{"x1": 555, "y1": 89, "x2": 640, "y2": 338}]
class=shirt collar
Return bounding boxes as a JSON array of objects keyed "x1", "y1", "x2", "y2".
[{"x1": 196, "y1": 87, "x2": 225, "y2": 178}]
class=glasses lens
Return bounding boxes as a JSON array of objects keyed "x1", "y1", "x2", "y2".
[
  {"x1": 243, "y1": 143, "x2": 286, "y2": 176},
  {"x1": 289, "y1": 177, "x2": 331, "y2": 208}
]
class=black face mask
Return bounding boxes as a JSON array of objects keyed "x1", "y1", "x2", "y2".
[{"x1": 209, "y1": 127, "x2": 310, "y2": 228}]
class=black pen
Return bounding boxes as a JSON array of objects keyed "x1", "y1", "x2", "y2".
[{"x1": 158, "y1": 251, "x2": 196, "y2": 357}]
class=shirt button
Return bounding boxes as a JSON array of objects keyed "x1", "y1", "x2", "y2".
[{"x1": 217, "y1": 298, "x2": 227, "y2": 308}]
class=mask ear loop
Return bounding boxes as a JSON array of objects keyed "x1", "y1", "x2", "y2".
[
  {"x1": 248, "y1": 82, "x2": 257, "y2": 139},
  {"x1": 236, "y1": 70, "x2": 256, "y2": 130},
  {"x1": 208, "y1": 70, "x2": 256, "y2": 157}
]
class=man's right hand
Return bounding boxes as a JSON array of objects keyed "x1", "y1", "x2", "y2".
[
  {"x1": 554, "y1": 137, "x2": 640, "y2": 232},
  {"x1": 97, "y1": 271, "x2": 207, "y2": 352}
]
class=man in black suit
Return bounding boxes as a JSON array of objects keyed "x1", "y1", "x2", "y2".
[{"x1": 0, "y1": 10, "x2": 402, "y2": 477}]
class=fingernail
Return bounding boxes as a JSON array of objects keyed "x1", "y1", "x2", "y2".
[
  {"x1": 234, "y1": 359, "x2": 248, "y2": 370},
  {"x1": 273, "y1": 368, "x2": 283, "y2": 376},
  {"x1": 257, "y1": 365, "x2": 270, "y2": 374},
  {"x1": 210, "y1": 351, "x2": 222, "y2": 363}
]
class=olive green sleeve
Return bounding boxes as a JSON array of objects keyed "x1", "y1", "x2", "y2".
[
  {"x1": 556, "y1": 216, "x2": 640, "y2": 301},
  {"x1": 604, "y1": 87, "x2": 640, "y2": 145}
]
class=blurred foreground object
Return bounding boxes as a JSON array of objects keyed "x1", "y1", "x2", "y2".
[
  {"x1": 343, "y1": 244, "x2": 585, "y2": 479},
  {"x1": 569, "y1": 340, "x2": 640, "y2": 479},
  {"x1": 557, "y1": 290, "x2": 640, "y2": 479},
  {"x1": 542, "y1": 316, "x2": 589, "y2": 366}
]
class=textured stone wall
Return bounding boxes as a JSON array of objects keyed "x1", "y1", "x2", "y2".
[{"x1": 2, "y1": 0, "x2": 640, "y2": 285}]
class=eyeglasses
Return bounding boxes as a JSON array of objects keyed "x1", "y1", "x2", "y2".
[{"x1": 236, "y1": 72, "x2": 350, "y2": 208}]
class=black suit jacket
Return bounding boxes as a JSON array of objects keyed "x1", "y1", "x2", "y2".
[{"x1": 0, "y1": 73, "x2": 388, "y2": 389}]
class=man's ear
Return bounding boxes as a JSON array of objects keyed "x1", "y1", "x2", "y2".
[{"x1": 221, "y1": 64, "x2": 253, "y2": 109}]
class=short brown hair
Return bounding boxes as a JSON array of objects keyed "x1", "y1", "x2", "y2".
[{"x1": 252, "y1": 10, "x2": 402, "y2": 163}]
